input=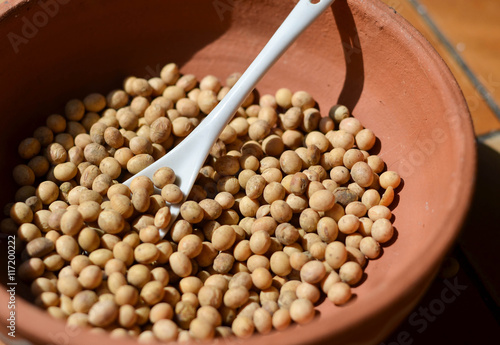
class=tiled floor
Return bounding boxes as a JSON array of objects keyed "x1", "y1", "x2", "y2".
[
  {"x1": 418, "y1": 0, "x2": 500, "y2": 133},
  {"x1": 381, "y1": 0, "x2": 500, "y2": 136},
  {"x1": 379, "y1": 0, "x2": 500, "y2": 343}
]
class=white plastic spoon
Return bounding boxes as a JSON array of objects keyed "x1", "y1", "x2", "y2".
[{"x1": 124, "y1": 0, "x2": 335, "y2": 237}]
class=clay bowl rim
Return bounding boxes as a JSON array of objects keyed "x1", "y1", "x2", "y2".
[{"x1": 0, "y1": 0, "x2": 476, "y2": 344}]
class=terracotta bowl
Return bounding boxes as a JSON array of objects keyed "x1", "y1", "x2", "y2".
[{"x1": 0, "y1": 0, "x2": 475, "y2": 344}]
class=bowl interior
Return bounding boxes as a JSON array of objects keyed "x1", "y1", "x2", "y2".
[{"x1": 0, "y1": 0, "x2": 475, "y2": 344}]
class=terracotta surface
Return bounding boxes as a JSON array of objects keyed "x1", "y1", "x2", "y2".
[
  {"x1": 371, "y1": 1, "x2": 500, "y2": 343},
  {"x1": 377, "y1": 2, "x2": 500, "y2": 341},
  {"x1": 0, "y1": 0, "x2": 476, "y2": 344}
]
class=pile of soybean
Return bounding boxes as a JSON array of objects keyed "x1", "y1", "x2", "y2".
[{"x1": 2, "y1": 62, "x2": 401, "y2": 342}]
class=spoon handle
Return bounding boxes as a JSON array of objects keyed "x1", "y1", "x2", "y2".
[
  {"x1": 124, "y1": 0, "x2": 334, "y2": 199},
  {"x1": 182, "y1": 0, "x2": 336, "y2": 154},
  {"x1": 141, "y1": 0, "x2": 336, "y2": 184}
]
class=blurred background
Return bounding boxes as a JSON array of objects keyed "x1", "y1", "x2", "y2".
[{"x1": 378, "y1": 0, "x2": 500, "y2": 343}]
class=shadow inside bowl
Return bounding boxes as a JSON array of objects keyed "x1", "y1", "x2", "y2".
[{"x1": 332, "y1": 0, "x2": 365, "y2": 112}]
